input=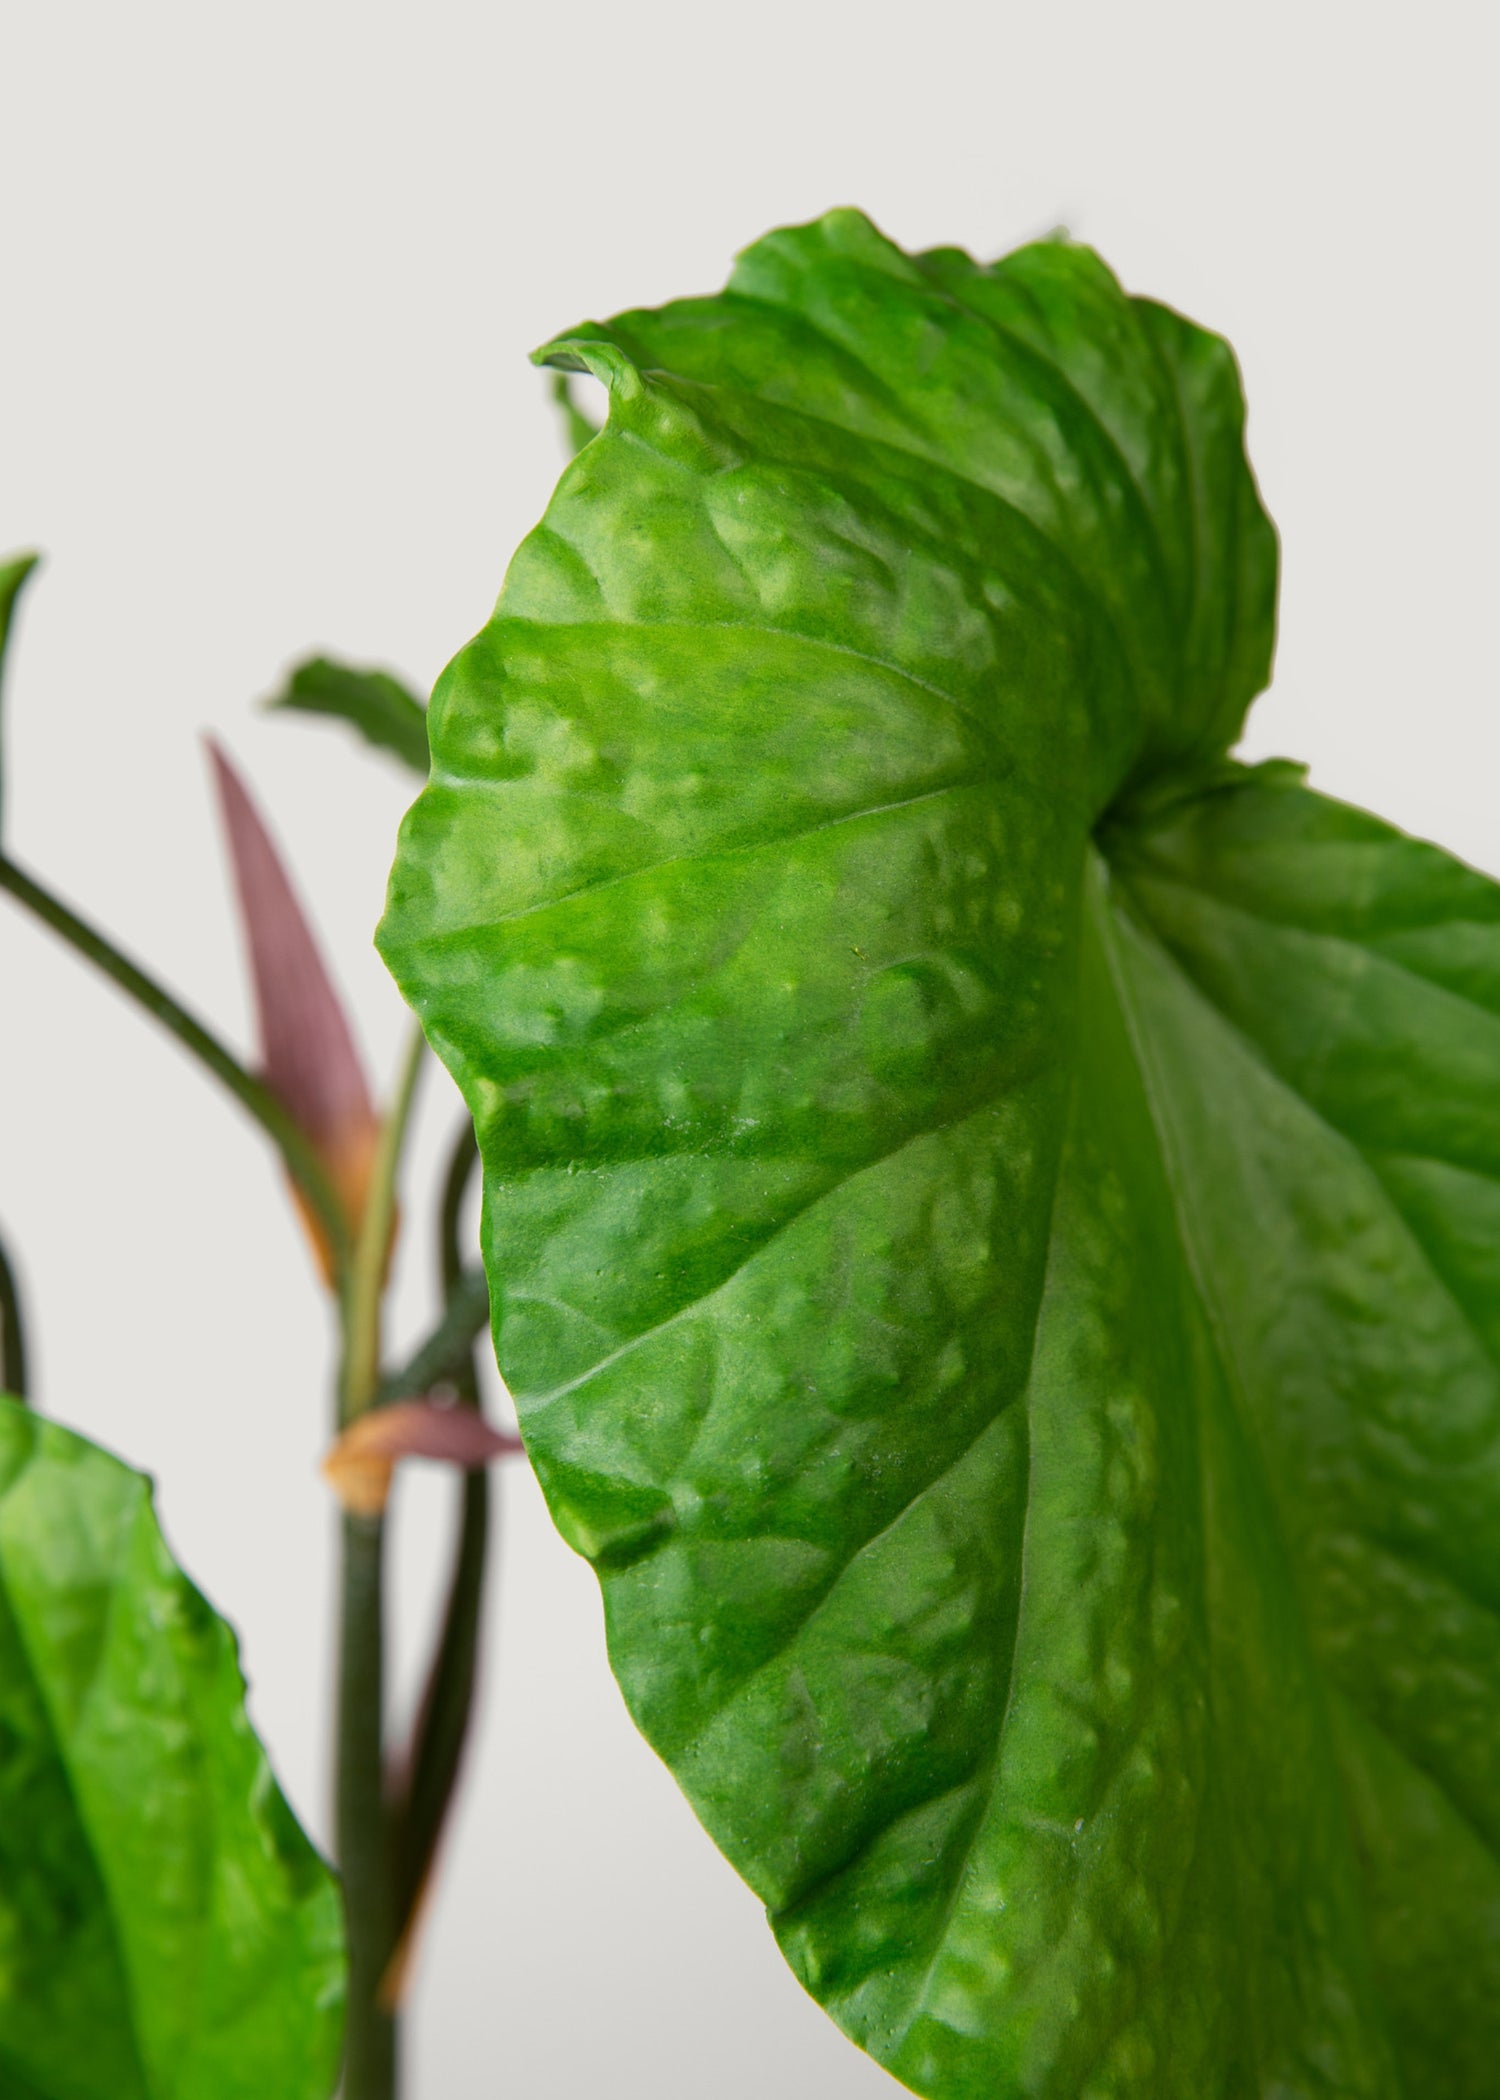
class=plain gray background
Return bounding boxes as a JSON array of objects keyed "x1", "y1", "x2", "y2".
[{"x1": 2, "y1": 2, "x2": 1496, "y2": 2092}]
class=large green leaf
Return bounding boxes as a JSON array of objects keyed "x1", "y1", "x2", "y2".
[
  {"x1": 379, "y1": 210, "x2": 1500, "y2": 2097},
  {"x1": 0, "y1": 1396, "x2": 344, "y2": 2097}
]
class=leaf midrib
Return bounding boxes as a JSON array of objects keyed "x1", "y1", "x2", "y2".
[
  {"x1": 426, "y1": 773, "x2": 999, "y2": 951},
  {"x1": 1098, "y1": 846, "x2": 1500, "y2": 2090},
  {"x1": 1091, "y1": 861, "x2": 1376, "y2": 2095},
  {"x1": 1113, "y1": 859, "x2": 1500, "y2": 1383},
  {"x1": 1117, "y1": 852, "x2": 1500, "y2": 1703}
]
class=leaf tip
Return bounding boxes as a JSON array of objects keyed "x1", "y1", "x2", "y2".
[
  {"x1": 0, "y1": 550, "x2": 42, "y2": 681},
  {"x1": 531, "y1": 333, "x2": 642, "y2": 404}
]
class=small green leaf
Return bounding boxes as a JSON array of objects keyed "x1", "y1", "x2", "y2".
[
  {"x1": 0, "y1": 551, "x2": 40, "y2": 833},
  {"x1": 380, "y1": 211, "x2": 1500, "y2": 2096},
  {"x1": 0, "y1": 1397, "x2": 344, "y2": 2097},
  {"x1": 266, "y1": 655, "x2": 428, "y2": 775}
]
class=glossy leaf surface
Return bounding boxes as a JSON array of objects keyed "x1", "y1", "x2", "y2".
[
  {"x1": 0, "y1": 1397, "x2": 344, "y2": 2098},
  {"x1": 380, "y1": 211, "x2": 1500, "y2": 2097},
  {"x1": 266, "y1": 655, "x2": 428, "y2": 775}
]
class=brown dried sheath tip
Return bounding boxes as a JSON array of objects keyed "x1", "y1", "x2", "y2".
[
  {"x1": 207, "y1": 738, "x2": 379, "y2": 1281},
  {"x1": 322, "y1": 1398, "x2": 523, "y2": 1516}
]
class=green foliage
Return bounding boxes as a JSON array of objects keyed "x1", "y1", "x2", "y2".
[
  {"x1": 381, "y1": 209, "x2": 1500, "y2": 2097},
  {"x1": 266, "y1": 655, "x2": 429, "y2": 776},
  {"x1": 0, "y1": 1397, "x2": 344, "y2": 2098}
]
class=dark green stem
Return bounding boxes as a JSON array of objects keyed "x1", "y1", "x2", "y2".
[
  {"x1": 439, "y1": 1121, "x2": 480, "y2": 1307},
  {"x1": 375, "y1": 1119, "x2": 485, "y2": 1404},
  {"x1": 373, "y1": 1267, "x2": 489, "y2": 1408},
  {"x1": 337, "y1": 1511, "x2": 398, "y2": 2100},
  {"x1": 0, "y1": 850, "x2": 351, "y2": 1277},
  {"x1": 394, "y1": 1469, "x2": 489, "y2": 1929},
  {"x1": 335, "y1": 1025, "x2": 425, "y2": 2096},
  {"x1": 0, "y1": 1228, "x2": 28, "y2": 1400},
  {"x1": 393, "y1": 1119, "x2": 492, "y2": 1931}
]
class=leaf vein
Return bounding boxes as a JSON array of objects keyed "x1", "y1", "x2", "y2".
[{"x1": 423, "y1": 775, "x2": 994, "y2": 949}]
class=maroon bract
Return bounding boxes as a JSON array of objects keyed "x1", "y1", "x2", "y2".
[{"x1": 208, "y1": 737, "x2": 379, "y2": 1282}]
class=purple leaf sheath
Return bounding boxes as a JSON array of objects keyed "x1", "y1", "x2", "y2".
[{"x1": 208, "y1": 738, "x2": 379, "y2": 1279}]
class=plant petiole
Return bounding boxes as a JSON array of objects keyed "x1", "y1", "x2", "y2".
[
  {"x1": 334, "y1": 1018, "x2": 427, "y2": 2100},
  {"x1": 0, "y1": 849, "x2": 353, "y2": 1277}
]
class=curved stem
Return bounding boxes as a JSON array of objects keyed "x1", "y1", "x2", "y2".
[
  {"x1": 0, "y1": 1229, "x2": 28, "y2": 1400},
  {"x1": 393, "y1": 1470, "x2": 488, "y2": 1943},
  {"x1": 391, "y1": 1119, "x2": 491, "y2": 1941},
  {"x1": 439, "y1": 1119, "x2": 480, "y2": 1309},
  {"x1": 373, "y1": 1267, "x2": 489, "y2": 1408},
  {"x1": 0, "y1": 850, "x2": 352, "y2": 1276}
]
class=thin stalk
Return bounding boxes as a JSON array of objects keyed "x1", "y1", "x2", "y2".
[
  {"x1": 393, "y1": 1471, "x2": 487, "y2": 1939},
  {"x1": 0, "y1": 1229, "x2": 28, "y2": 1400},
  {"x1": 392, "y1": 1122, "x2": 491, "y2": 1936},
  {"x1": 373, "y1": 1267, "x2": 489, "y2": 1408},
  {"x1": 438, "y1": 1121, "x2": 480, "y2": 1309},
  {"x1": 0, "y1": 850, "x2": 351, "y2": 1276},
  {"x1": 339, "y1": 1023, "x2": 427, "y2": 1426},
  {"x1": 338, "y1": 1511, "x2": 395, "y2": 2100},
  {"x1": 335, "y1": 1022, "x2": 426, "y2": 2100}
]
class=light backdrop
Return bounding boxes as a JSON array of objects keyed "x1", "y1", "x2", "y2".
[{"x1": 2, "y1": 3, "x2": 1494, "y2": 2091}]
